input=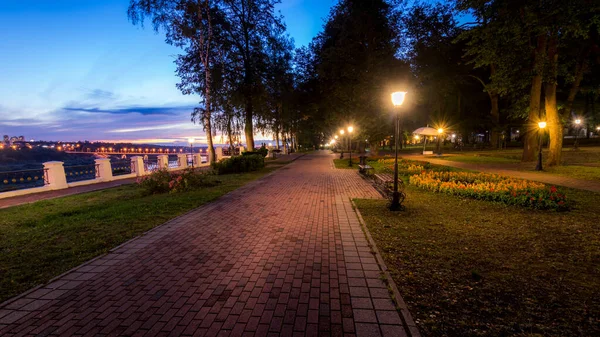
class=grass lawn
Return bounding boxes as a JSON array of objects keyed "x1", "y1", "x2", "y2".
[
  {"x1": 533, "y1": 165, "x2": 600, "y2": 182},
  {"x1": 333, "y1": 157, "x2": 362, "y2": 169},
  {"x1": 438, "y1": 154, "x2": 520, "y2": 164},
  {"x1": 355, "y1": 185, "x2": 600, "y2": 336},
  {"x1": 0, "y1": 164, "x2": 283, "y2": 303}
]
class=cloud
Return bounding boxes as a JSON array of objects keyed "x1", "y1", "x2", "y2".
[
  {"x1": 85, "y1": 89, "x2": 115, "y2": 100},
  {"x1": 62, "y1": 105, "x2": 195, "y2": 116},
  {"x1": 108, "y1": 123, "x2": 191, "y2": 133}
]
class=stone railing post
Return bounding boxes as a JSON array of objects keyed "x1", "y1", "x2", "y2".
[
  {"x1": 43, "y1": 161, "x2": 68, "y2": 190},
  {"x1": 215, "y1": 147, "x2": 224, "y2": 161},
  {"x1": 95, "y1": 158, "x2": 113, "y2": 182},
  {"x1": 157, "y1": 154, "x2": 169, "y2": 170},
  {"x1": 177, "y1": 154, "x2": 188, "y2": 169},
  {"x1": 131, "y1": 156, "x2": 146, "y2": 176},
  {"x1": 193, "y1": 154, "x2": 203, "y2": 167}
]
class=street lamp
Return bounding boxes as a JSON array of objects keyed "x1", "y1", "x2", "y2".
[
  {"x1": 188, "y1": 137, "x2": 194, "y2": 168},
  {"x1": 536, "y1": 121, "x2": 547, "y2": 171},
  {"x1": 437, "y1": 128, "x2": 444, "y2": 156},
  {"x1": 390, "y1": 91, "x2": 407, "y2": 211},
  {"x1": 347, "y1": 126, "x2": 354, "y2": 167},
  {"x1": 574, "y1": 118, "x2": 582, "y2": 150},
  {"x1": 339, "y1": 129, "x2": 345, "y2": 159}
]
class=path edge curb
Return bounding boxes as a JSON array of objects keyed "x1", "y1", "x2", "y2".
[{"x1": 350, "y1": 199, "x2": 422, "y2": 337}]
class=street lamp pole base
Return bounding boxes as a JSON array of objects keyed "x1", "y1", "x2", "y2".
[
  {"x1": 535, "y1": 151, "x2": 543, "y2": 171},
  {"x1": 340, "y1": 152, "x2": 344, "y2": 159},
  {"x1": 389, "y1": 192, "x2": 404, "y2": 211}
]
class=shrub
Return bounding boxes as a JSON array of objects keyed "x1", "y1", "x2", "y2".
[
  {"x1": 409, "y1": 171, "x2": 569, "y2": 211},
  {"x1": 137, "y1": 169, "x2": 171, "y2": 194},
  {"x1": 211, "y1": 154, "x2": 265, "y2": 175},
  {"x1": 137, "y1": 168, "x2": 219, "y2": 194},
  {"x1": 257, "y1": 145, "x2": 269, "y2": 157}
]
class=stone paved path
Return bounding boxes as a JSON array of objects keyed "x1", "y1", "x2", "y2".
[
  {"x1": 405, "y1": 154, "x2": 600, "y2": 193},
  {"x1": 0, "y1": 151, "x2": 414, "y2": 337}
]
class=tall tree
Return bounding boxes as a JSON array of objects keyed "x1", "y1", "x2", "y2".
[
  {"x1": 310, "y1": 0, "x2": 411, "y2": 149},
  {"x1": 129, "y1": 0, "x2": 223, "y2": 162},
  {"x1": 219, "y1": 0, "x2": 284, "y2": 150},
  {"x1": 457, "y1": 0, "x2": 600, "y2": 165}
]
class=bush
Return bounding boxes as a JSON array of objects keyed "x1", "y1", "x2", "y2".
[
  {"x1": 137, "y1": 168, "x2": 219, "y2": 194},
  {"x1": 409, "y1": 171, "x2": 570, "y2": 211},
  {"x1": 211, "y1": 154, "x2": 265, "y2": 175}
]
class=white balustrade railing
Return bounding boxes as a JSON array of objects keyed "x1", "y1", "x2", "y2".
[{"x1": 0, "y1": 147, "x2": 242, "y2": 200}]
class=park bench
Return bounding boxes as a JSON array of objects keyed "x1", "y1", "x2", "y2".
[
  {"x1": 358, "y1": 156, "x2": 374, "y2": 175},
  {"x1": 373, "y1": 173, "x2": 405, "y2": 205}
]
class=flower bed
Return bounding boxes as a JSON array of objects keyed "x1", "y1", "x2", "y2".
[{"x1": 409, "y1": 171, "x2": 569, "y2": 210}]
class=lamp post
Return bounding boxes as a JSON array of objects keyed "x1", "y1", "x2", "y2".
[
  {"x1": 188, "y1": 137, "x2": 194, "y2": 168},
  {"x1": 535, "y1": 121, "x2": 546, "y2": 171},
  {"x1": 339, "y1": 129, "x2": 345, "y2": 159},
  {"x1": 390, "y1": 91, "x2": 407, "y2": 211},
  {"x1": 347, "y1": 126, "x2": 354, "y2": 167},
  {"x1": 573, "y1": 118, "x2": 581, "y2": 150},
  {"x1": 437, "y1": 128, "x2": 444, "y2": 156}
]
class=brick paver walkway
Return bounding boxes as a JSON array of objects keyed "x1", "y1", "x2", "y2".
[
  {"x1": 405, "y1": 154, "x2": 600, "y2": 193},
  {"x1": 0, "y1": 151, "x2": 414, "y2": 336}
]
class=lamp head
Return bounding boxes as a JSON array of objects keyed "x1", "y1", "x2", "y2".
[
  {"x1": 340, "y1": 129, "x2": 345, "y2": 135},
  {"x1": 347, "y1": 126, "x2": 353, "y2": 133},
  {"x1": 575, "y1": 119, "x2": 581, "y2": 125},
  {"x1": 391, "y1": 92, "x2": 407, "y2": 107},
  {"x1": 188, "y1": 137, "x2": 194, "y2": 144},
  {"x1": 437, "y1": 128, "x2": 444, "y2": 134},
  {"x1": 334, "y1": 135, "x2": 338, "y2": 139},
  {"x1": 538, "y1": 121, "x2": 547, "y2": 129}
]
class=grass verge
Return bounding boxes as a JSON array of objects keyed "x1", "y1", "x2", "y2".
[
  {"x1": 333, "y1": 157, "x2": 360, "y2": 169},
  {"x1": 0, "y1": 165, "x2": 281, "y2": 303},
  {"x1": 355, "y1": 185, "x2": 600, "y2": 336},
  {"x1": 438, "y1": 154, "x2": 520, "y2": 164}
]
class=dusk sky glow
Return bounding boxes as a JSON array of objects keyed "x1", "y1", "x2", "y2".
[{"x1": 0, "y1": 0, "x2": 335, "y2": 145}]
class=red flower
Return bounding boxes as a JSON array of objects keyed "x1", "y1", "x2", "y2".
[{"x1": 550, "y1": 186, "x2": 557, "y2": 193}]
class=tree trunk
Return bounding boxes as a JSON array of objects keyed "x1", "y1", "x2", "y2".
[
  {"x1": 371, "y1": 142, "x2": 380, "y2": 156},
  {"x1": 546, "y1": 34, "x2": 562, "y2": 166},
  {"x1": 244, "y1": 94, "x2": 254, "y2": 150},
  {"x1": 561, "y1": 55, "x2": 587, "y2": 120},
  {"x1": 489, "y1": 65, "x2": 501, "y2": 149},
  {"x1": 490, "y1": 92, "x2": 500, "y2": 148},
  {"x1": 522, "y1": 34, "x2": 546, "y2": 162},
  {"x1": 204, "y1": 69, "x2": 216, "y2": 162},
  {"x1": 226, "y1": 114, "x2": 235, "y2": 154}
]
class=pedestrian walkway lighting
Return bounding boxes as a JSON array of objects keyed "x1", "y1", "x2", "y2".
[
  {"x1": 188, "y1": 138, "x2": 194, "y2": 168},
  {"x1": 339, "y1": 129, "x2": 345, "y2": 159},
  {"x1": 437, "y1": 128, "x2": 444, "y2": 156},
  {"x1": 574, "y1": 118, "x2": 582, "y2": 150},
  {"x1": 536, "y1": 122, "x2": 546, "y2": 171},
  {"x1": 390, "y1": 91, "x2": 407, "y2": 211},
  {"x1": 347, "y1": 126, "x2": 354, "y2": 167}
]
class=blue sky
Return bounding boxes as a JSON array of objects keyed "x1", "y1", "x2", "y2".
[{"x1": 0, "y1": 0, "x2": 335, "y2": 145}]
